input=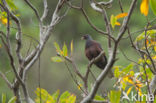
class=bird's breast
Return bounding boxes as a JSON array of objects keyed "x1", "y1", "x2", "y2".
[{"x1": 85, "y1": 46, "x2": 100, "y2": 60}]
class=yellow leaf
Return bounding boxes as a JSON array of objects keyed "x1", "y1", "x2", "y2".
[
  {"x1": 152, "y1": 56, "x2": 156, "y2": 60},
  {"x1": 115, "y1": 22, "x2": 121, "y2": 26},
  {"x1": 154, "y1": 46, "x2": 156, "y2": 52},
  {"x1": 151, "y1": 40, "x2": 156, "y2": 45},
  {"x1": 46, "y1": 101, "x2": 51, "y2": 103},
  {"x1": 0, "y1": 44, "x2": 2, "y2": 48},
  {"x1": 140, "y1": 0, "x2": 149, "y2": 16},
  {"x1": 123, "y1": 76, "x2": 134, "y2": 85},
  {"x1": 0, "y1": 17, "x2": 7, "y2": 25},
  {"x1": 135, "y1": 78, "x2": 143, "y2": 88},
  {"x1": 70, "y1": 40, "x2": 73, "y2": 55},
  {"x1": 136, "y1": 83, "x2": 143, "y2": 88},
  {"x1": 127, "y1": 87, "x2": 133, "y2": 96},
  {"x1": 115, "y1": 13, "x2": 128, "y2": 19},
  {"x1": 136, "y1": 87, "x2": 142, "y2": 96},
  {"x1": 146, "y1": 39, "x2": 149, "y2": 45},
  {"x1": 138, "y1": 91, "x2": 142, "y2": 96}
]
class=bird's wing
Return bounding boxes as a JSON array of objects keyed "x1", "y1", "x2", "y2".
[
  {"x1": 85, "y1": 47, "x2": 93, "y2": 60},
  {"x1": 92, "y1": 40, "x2": 107, "y2": 62},
  {"x1": 92, "y1": 40, "x2": 103, "y2": 51}
]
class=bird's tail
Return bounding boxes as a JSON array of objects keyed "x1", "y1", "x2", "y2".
[{"x1": 107, "y1": 70, "x2": 114, "y2": 78}]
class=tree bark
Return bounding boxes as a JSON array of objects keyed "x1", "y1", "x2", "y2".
[{"x1": 13, "y1": 86, "x2": 21, "y2": 103}]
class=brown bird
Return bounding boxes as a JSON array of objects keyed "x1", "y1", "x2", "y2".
[{"x1": 81, "y1": 34, "x2": 114, "y2": 78}]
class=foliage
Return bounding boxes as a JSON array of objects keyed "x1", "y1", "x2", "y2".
[
  {"x1": 0, "y1": 0, "x2": 156, "y2": 103},
  {"x1": 0, "y1": 0, "x2": 17, "y2": 25},
  {"x1": 136, "y1": 29, "x2": 156, "y2": 61},
  {"x1": 140, "y1": 0, "x2": 149, "y2": 16},
  {"x1": 0, "y1": 11, "x2": 7, "y2": 25},
  {"x1": 1, "y1": 93, "x2": 16, "y2": 103},
  {"x1": 109, "y1": 90, "x2": 121, "y2": 103},
  {"x1": 110, "y1": 13, "x2": 128, "y2": 29},
  {"x1": 51, "y1": 41, "x2": 73, "y2": 62},
  {"x1": 140, "y1": 0, "x2": 156, "y2": 16},
  {"x1": 113, "y1": 64, "x2": 145, "y2": 96},
  {"x1": 112, "y1": 26, "x2": 155, "y2": 102},
  {"x1": 94, "y1": 94, "x2": 105, "y2": 101},
  {"x1": 150, "y1": 0, "x2": 156, "y2": 15},
  {"x1": 35, "y1": 88, "x2": 76, "y2": 103}
]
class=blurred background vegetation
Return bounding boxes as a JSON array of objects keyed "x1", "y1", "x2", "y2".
[{"x1": 0, "y1": 0, "x2": 156, "y2": 102}]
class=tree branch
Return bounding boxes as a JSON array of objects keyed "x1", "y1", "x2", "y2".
[
  {"x1": 0, "y1": 71, "x2": 13, "y2": 89},
  {"x1": 144, "y1": 25, "x2": 156, "y2": 71},
  {"x1": 81, "y1": 0, "x2": 137, "y2": 102},
  {"x1": 23, "y1": 0, "x2": 42, "y2": 26},
  {"x1": 23, "y1": 0, "x2": 67, "y2": 83},
  {"x1": 41, "y1": 0, "x2": 48, "y2": 22}
]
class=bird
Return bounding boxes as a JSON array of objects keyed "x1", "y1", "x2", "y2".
[{"x1": 81, "y1": 34, "x2": 114, "y2": 78}]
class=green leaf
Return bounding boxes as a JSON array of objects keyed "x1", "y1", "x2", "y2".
[
  {"x1": 59, "y1": 91, "x2": 70, "y2": 102},
  {"x1": 54, "y1": 42, "x2": 62, "y2": 54},
  {"x1": 35, "y1": 88, "x2": 76, "y2": 103},
  {"x1": 136, "y1": 30, "x2": 156, "y2": 41},
  {"x1": 8, "y1": 96, "x2": 16, "y2": 103},
  {"x1": 6, "y1": 0, "x2": 17, "y2": 10},
  {"x1": 110, "y1": 15, "x2": 117, "y2": 29},
  {"x1": 136, "y1": 33, "x2": 145, "y2": 41},
  {"x1": 94, "y1": 94, "x2": 105, "y2": 101},
  {"x1": 122, "y1": 82, "x2": 127, "y2": 90},
  {"x1": 154, "y1": 96, "x2": 156, "y2": 103},
  {"x1": 2, "y1": 93, "x2": 6, "y2": 103},
  {"x1": 59, "y1": 91, "x2": 70, "y2": 99},
  {"x1": 66, "y1": 94, "x2": 76, "y2": 103},
  {"x1": 122, "y1": 63, "x2": 133, "y2": 73},
  {"x1": 35, "y1": 88, "x2": 54, "y2": 103},
  {"x1": 52, "y1": 90, "x2": 60, "y2": 102},
  {"x1": 150, "y1": 0, "x2": 156, "y2": 15},
  {"x1": 130, "y1": 71, "x2": 134, "y2": 76},
  {"x1": 114, "y1": 66, "x2": 120, "y2": 78},
  {"x1": 145, "y1": 68, "x2": 153, "y2": 79},
  {"x1": 63, "y1": 43, "x2": 68, "y2": 56},
  {"x1": 51, "y1": 56, "x2": 64, "y2": 62},
  {"x1": 109, "y1": 90, "x2": 121, "y2": 103}
]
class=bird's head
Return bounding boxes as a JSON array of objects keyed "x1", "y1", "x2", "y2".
[{"x1": 81, "y1": 34, "x2": 92, "y2": 40}]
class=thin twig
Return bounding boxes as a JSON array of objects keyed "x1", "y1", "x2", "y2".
[
  {"x1": 118, "y1": 0, "x2": 124, "y2": 13},
  {"x1": 144, "y1": 24, "x2": 156, "y2": 71},
  {"x1": 41, "y1": 0, "x2": 48, "y2": 22},
  {"x1": 64, "y1": 61, "x2": 88, "y2": 95},
  {"x1": 23, "y1": 0, "x2": 42, "y2": 26},
  {"x1": 23, "y1": 0, "x2": 67, "y2": 83},
  {"x1": 1, "y1": 1, "x2": 23, "y2": 63},
  {"x1": 0, "y1": 71, "x2": 13, "y2": 89},
  {"x1": 127, "y1": 28, "x2": 155, "y2": 74},
  {"x1": 119, "y1": 47, "x2": 142, "y2": 66},
  {"x1": 61, "y1": 55, "x2": 84, "y2": 81},
  {"x1": 81, "y1": 0, "x2": 137, "y2": 102}
]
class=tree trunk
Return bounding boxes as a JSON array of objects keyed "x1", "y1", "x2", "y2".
[{"x1": 13, "y1": 84, "x2": 21, "y2": 103}]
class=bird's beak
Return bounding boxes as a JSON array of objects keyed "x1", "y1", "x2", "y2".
[{"x1": 81, "y1": 36, "x2": 84, "y2": 40}]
